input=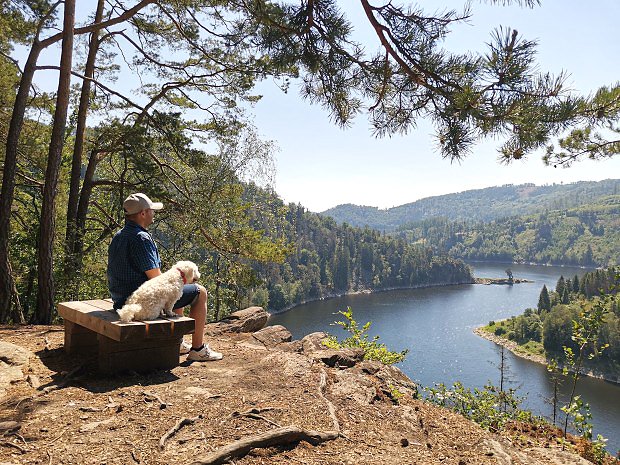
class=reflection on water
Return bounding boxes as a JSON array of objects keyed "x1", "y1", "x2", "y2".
[{"x1": 269, "y1": 263, "x2": 620, "y2": 452}]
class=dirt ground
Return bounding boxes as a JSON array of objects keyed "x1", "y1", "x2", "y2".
[{"x1": 0, "y1": 325, "x2": 612, "y2": 465}]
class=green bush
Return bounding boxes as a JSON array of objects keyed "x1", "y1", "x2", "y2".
[
  {"x1": 494, "y1": 326, "x2": 506, "y2": 336},
  {"x1": 323, "y1": 307, "x2": 408, "y2": 365},
  {"x1": 425, "y1": 382, "x2": 532, "y2": 433}
]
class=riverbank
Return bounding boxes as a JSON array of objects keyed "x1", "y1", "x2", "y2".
[
  {"x1": 268, "y1": 276, "x2": 536, "y2": 316},
  {"x1": 268, "y1": 279, "x2": 476, "y2": 315},
  {"x1": 474, "y1": 326, "x2": 620, "y2": 385}
]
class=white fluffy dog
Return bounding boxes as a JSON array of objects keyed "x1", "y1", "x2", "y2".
[{"x1": 117, "y1": 260, "x2": 200, "y2": 323}]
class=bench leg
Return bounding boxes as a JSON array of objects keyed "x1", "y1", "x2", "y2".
[
  {"x1": 64, "y1": 320, "x2": 98, "y2": 355},
  {"x1": 97, "y1": 334, "x2": 182, "y2": 374}
]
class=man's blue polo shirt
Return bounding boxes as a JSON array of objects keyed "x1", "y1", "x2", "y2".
[{"x1": 107, "y1": 220, "x2": 161, "y2": 309}]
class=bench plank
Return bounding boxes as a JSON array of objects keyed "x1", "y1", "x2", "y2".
[{"x1": 58, "y1": 301, "x2": 195, "y2": 342}]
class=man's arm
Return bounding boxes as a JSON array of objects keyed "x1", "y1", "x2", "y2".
[{"x1": 145, "y1": 268, "x2": 161, "y2": 279}]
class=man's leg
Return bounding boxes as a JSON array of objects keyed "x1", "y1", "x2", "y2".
[
  {"x1": 175, "y1": 284, "x2": 222, "y2": 360},
  {"x1": 174, "y1": 284, "x2": 206, "y2": 348},
  {"x1": 188, "y1": 284, "x2": 206, "y2": 348}
]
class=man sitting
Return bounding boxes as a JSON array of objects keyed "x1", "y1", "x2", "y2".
[{"x1": 107, "y1": 192, "x2": 222, "y2": 361}]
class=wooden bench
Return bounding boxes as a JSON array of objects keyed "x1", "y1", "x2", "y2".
[{"x1": 58, "y1": 299, "x2": 195, "y2": 374}]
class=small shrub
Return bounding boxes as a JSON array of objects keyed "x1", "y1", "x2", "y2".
[
  {"x1": 489, "y1": 320, "x2": 496, "y2": 326},
  {"x1": 323, "y1": 307, "x2": 408, "y2": 365},
  {"x1": 494, "y1": 326, "x2": 506, "y2": 336},
  {"x1": 425, "y1": 382, "x2": 529, "y2": 433}
]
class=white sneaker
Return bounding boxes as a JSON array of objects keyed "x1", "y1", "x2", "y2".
[
  {"x1": 180, "y1": 340, "x2": 192, "y2": 355},
  {"x1": 187, "y1": 344, "x2": 223, "y2": 362}
]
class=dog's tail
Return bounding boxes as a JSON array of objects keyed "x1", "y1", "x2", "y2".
[{"x1": 117, "y1": 303, "x2": 141, "y2": 323}]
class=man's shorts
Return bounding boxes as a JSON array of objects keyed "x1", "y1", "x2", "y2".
[{"x1": 173, "y1": 283, "x2": 201, "y2": 310}]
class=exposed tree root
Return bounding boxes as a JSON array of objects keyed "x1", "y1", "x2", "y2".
[
  {"x1": 318, "y1": 369, "x2": 340, "y2": 433},
  {"x1": 189, "y1": 425, "x2": 339, "y2": 465},
  {"x1": 159, "y1": 415, "x2": 202, "y2": 450},
  {"x1": 230, "y1": 407, "x2": 281, "y2": 428}
]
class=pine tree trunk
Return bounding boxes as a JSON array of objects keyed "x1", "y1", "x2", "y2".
[
  {"x1": 34, "y1": 0, "x2": 76, "y2": 324},
  {"x1": 0, "y1": 41, "x2": 43, "y2": 324},
  {"x1": 64, "y1": 0, "x2": 105, "y2": 300}
]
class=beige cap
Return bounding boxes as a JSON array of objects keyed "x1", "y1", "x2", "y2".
[{"x1": 123, "y1": 193, "x2": 163, "y2": 215}]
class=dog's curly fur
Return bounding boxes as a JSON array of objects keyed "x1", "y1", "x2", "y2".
[{"x1": 117, "y1": 260, "x2": 200, "y2": 323}]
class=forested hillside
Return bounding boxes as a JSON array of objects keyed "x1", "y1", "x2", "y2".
[
  {"x1": 323, "y1": 180, "x2": 620, "y2": 231},
  {"x1": 247, "y1": 200, "x2": 473, "y2": 313},
  {"x1": 398, "y1": 195, "x2": 620, "y2": 267},
  {"x1": 481, "y1": 267, "x2": 620, "y2": 372}
]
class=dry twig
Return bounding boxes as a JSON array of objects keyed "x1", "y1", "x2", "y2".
[
  {"x1": 230, "y1": 408, "x2": 280, "y2": 428},
  {"x1": 0, "y1": 439, "x2": 27, "y2": 453},
  {"x1": 159, "y1": 415, "x2": 202, "y2": 450}
]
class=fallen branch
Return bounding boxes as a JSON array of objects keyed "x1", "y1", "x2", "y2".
[
  {"x1": 159, "y1": 415, "x2": 202, "y2": 450},
  {"x1": 190, "y1": 425, "x2": 339, "y2": 465}
]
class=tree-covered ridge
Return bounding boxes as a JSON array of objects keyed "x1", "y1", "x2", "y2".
[
  {"x1": 398, "y1": 195, "x2": 620, "y2": 267},
  {"x1": 483, "y1": 267, "x2": 620, "y2": 372},
  {"x1": 322, "y1": 180, "x2": 620, "y2": 231},
  {"x1": 249, "y1": 202, "x2": 473, "y2": 313}
]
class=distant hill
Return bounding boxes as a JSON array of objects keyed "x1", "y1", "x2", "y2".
[
  {"x1": 399, "y1": 195, "x2": 620, "y2": 267},
  {"x1": 321, "y1": 180, "x2": 620, "y2": 231}
]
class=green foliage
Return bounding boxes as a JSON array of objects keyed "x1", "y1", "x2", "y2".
[
  {"x1": 425, "y1": 382, "x2": 532, "y2": 433},
  {"x1": 253, "y1": 203, "x2": 473, "y2": 312},
  {"x1": 545, "y1": 84, "x2": 620, "y2": 167},
  {"x1": 323, "y1": 307, "x2": 408, "y2": 365},
  {"x1": 538, "y1": 285, "x2": 551, "y2": 313}
]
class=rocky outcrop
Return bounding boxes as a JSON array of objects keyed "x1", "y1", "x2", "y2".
[
  {"x1": 205, "y1": 306, "x2": 269, "y2": 334},
  {"x1": 251, "y1": 325, "x2": 292, "y2": 348}
]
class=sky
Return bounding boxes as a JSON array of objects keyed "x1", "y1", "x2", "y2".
[{"x1": 250, "y1": 1, "x2": 620, "y2": 212}]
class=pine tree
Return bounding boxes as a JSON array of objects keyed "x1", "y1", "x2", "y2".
[
  {"x1": 561, "y1": 286, "x2": 570, "y2": 305},
  {"x1": 572, "y1": 274, "x2": 580, "y2": 293},
  {"x1": 556, "y1": 276, "x2": 566, "y2": 295},
  {"x1": 538, "y1": 285, "x2": 551, "y2": 314}
]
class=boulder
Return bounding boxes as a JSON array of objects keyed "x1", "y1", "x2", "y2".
[
  {"x1": 205, "y1": 306, "x2": 269, "y2": 335},
  {"x1": 358, "y1": 361, "x2": 418, "y2": 400},
  {"x1": 277, "y1": 340, "x2": 304, "y2": 353},
  {"x1": 330, "y1": 369, "x2": 378, "y2": 404},
  {"x1": 300, "y1": 332, "x2": 329, "y2": 353},
  {"x1": 0, "y1": 341, "x2": 32, "y2": 366},
  {"x1": 251, "y1": 325, "x2": 292, "y2": 348},
  {"x1": 310, "y1": 348, "x2": 365, "y2": 368}
]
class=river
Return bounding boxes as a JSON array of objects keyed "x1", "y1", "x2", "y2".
[{"x1": 268, "y1": 263, "x2": 620, "y2": 453}]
